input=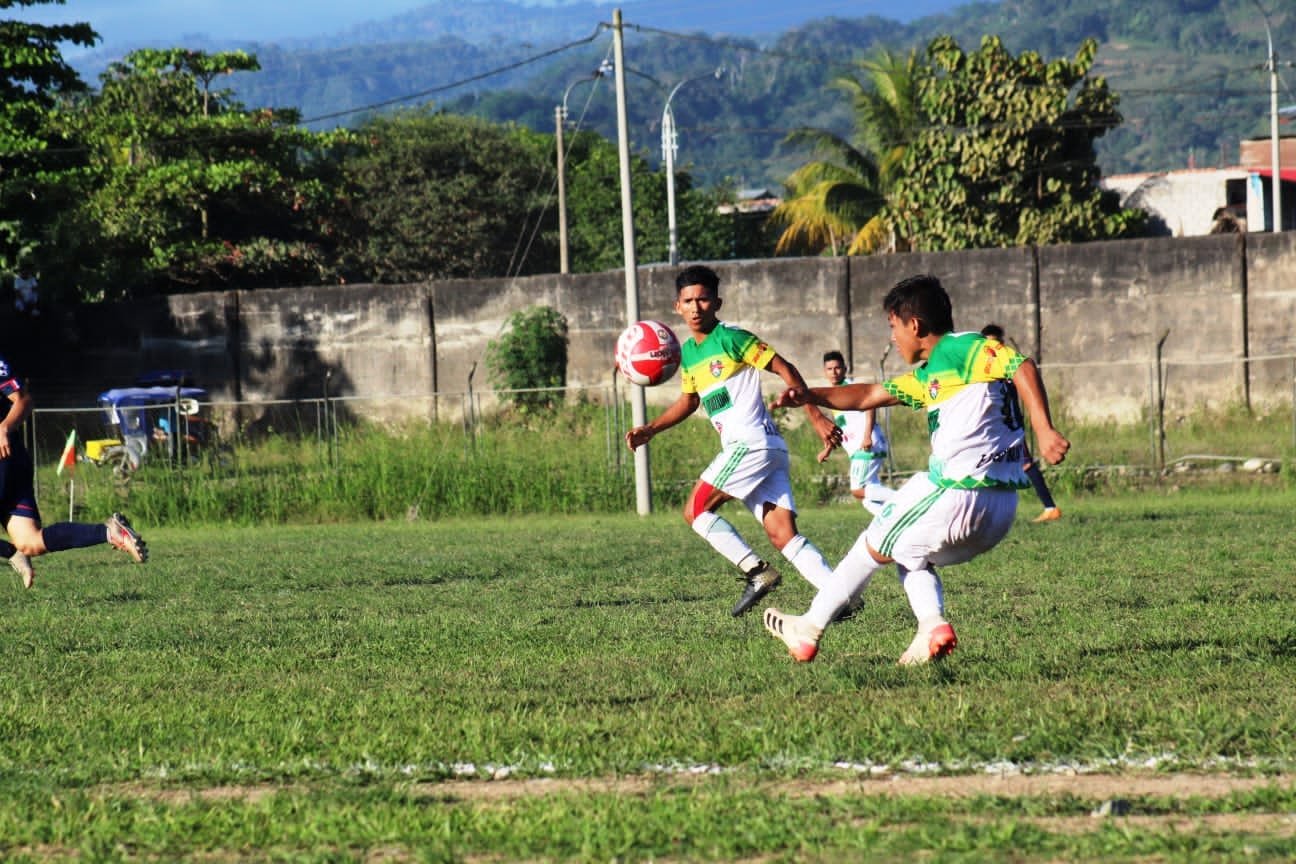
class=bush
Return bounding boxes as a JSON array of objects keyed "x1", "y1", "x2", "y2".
[{"x1": 486, "y1": 306, "x2": 569, "y2": 413}]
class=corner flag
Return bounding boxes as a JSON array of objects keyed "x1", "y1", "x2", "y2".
[{"x1": 56, "y1": 430, "x2": 77, "y2": 476}]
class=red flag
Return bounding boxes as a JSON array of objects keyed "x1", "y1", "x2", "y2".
[{"x1": 56, "y1": 430, "x2": 77, "y2": 476}]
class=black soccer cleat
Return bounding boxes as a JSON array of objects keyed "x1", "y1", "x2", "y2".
[{"x1": 732, "y1": 560, "x2": 782, "y2": 617}]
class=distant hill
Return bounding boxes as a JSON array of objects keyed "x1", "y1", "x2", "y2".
[{"x1": 64, "y1": 0, "x2": 1286, "y2": 189}]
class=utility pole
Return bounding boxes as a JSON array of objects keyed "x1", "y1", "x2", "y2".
[
  {"x1": 1253, "y1": 0, "x2": 1283, "y2": 231},
  {"x1": 555, "y1": 104, "x2": 570, "y2": 273},
  {"x1": 556, "y1": 63, "x2": 611, "y2": 274},
  {"x1": 613, "y1": 8, "x2": 652, "y2": 515},
  {"x1": 661, "y1": 67, "x2": 724, "y2": 266}
]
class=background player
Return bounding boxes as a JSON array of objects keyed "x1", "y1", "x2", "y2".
[
  {"x1": 820, "y1": 349, "x2": 892, "y2": 516},
  {"x1": 980, "y1": 324, "x2": 1062, "y2": 523}
]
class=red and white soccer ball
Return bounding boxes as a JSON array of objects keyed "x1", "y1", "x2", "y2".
[{"x1": 615, "y1": 320, "x2": 681, "y2": 386}]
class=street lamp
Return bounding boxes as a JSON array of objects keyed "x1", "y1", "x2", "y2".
[
  {"x1": 556, "y1": 61, "x2": 613, "y2": 274},
  {"x1": 1250, "y1": 0, "x2": 1283, "y2": 231},
  {"x1": 661, "y1": 67, "x2": 724, "y2": 265}
]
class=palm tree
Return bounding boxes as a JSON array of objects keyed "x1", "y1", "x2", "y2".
[{"x1": 770, "y1": 49, "x2": 920, "y2": 256}]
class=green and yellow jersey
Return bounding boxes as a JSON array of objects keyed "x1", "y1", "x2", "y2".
[
  {"x1": 884, "y1": 332, "x2": 1030, "y2": 489},
  {"x1": 680, "y1": 323, "x2": 785, "y2": 450}
]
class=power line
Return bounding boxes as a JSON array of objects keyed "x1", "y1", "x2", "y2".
[{"x1": 297, "y1": 25, "x2": 610, "y2": 125}]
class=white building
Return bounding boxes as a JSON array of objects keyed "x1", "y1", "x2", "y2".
[
  {"x1": 1101, "y1": 168, "x2": 1251, "y2": 236},
  {"x1": 1102, "y1": 136, "x2": 1296, "y2": 236}
]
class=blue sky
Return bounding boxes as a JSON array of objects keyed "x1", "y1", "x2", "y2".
[{"x1": 20, "y1": 0, "x2": 967, "y2": 48}]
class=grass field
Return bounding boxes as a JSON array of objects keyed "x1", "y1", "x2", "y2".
[{"x1": 3, "y1": 487, "x2": 1296, "y2": 861}]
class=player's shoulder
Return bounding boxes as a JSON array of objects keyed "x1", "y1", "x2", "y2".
[{"x1": 715, "y1": 321, "x2": 756, "y2": 340}]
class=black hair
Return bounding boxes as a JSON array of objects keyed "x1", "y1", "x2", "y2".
[
  {"x1": 883, "y1": 274, "x2": 954, "y2": 335},
  {"x1": 980, "y1": 323, "x2": 1005, "y2": 340},
  {"x1": 675, "y1": 264, "x2": 720, "y2": 296},
  {"x1": 822, "y1": 350, "x2": 845, "y2": 365}
]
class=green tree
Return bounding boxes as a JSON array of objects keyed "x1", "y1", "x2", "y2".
[
  {"x1": 336, "y1": 110, "x2": 556, "y2": 282},
  {"x1": 563, "y1": 130, "x2": 731, "y2": 272},
  {"x1": 486, "y1": 305, "x2": 568, "y2": 413},
  {"x1": 770, "y1": 49, "x2": 920, "y2": 256},
  {"x1": 0, "y1": 0, "x2": 97, "y2": 283},
  {"x1": 885, "y1": 35, "x2": 1146, "y2": 251},
  {"x1": 38, "y1": 48, "x2": 353, "y2": 300}
]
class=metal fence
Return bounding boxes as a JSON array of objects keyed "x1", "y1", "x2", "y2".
[{"x1": 24, "y1": 352, "x2": 1296, "y2": 503}]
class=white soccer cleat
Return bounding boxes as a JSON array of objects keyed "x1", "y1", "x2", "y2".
[
  {"x1": 898, "y1": 620, "x2": 958, "y2": 666},
  {"x1": 763, "y1": 607, "x2": 823, "y2": 663},
  {"x1": 8, "y1": 551, "x2": 34, "y2": 589}
]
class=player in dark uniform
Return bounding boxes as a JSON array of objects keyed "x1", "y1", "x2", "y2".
[{"x1": 1, "y1": 355, "x2": 148, "y2": 589}]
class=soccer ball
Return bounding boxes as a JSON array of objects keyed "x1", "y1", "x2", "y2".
[{"x1": 615, "y1": 320, "x2": 681, "y2": 386}]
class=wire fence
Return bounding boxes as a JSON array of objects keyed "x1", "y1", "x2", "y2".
[{"x1": 23, "y1": 352, "x2": 1296, "y2": 510}]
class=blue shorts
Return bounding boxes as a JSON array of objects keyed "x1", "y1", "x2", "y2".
[{"x1": 0, "y1": 445, "x2": 40, "y2": 525}]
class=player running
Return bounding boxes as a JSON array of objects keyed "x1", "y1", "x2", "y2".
[
  {"x1": 2, "y1": 354, "x2": 148, "y2": 589},
  {"x1": 625, "y1": 264, "x2": 842, "y2": 617}
]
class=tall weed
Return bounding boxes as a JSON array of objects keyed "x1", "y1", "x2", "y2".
[{"x1": 40, "y1": 400, "x2": 1292, "y2": 527}]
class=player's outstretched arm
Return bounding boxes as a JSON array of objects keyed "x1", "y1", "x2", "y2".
[
  {"x1": 766, "y1": 354, "x2": 842, "y2": 450},
  {"x1": 1012, "y1": 359, "x2": 1070, "y2": 465},
  {"x1": 625, "y1": 392, "x2": 700, "y2": 450},
  {"x1": 772, "y1": 382, "x2": 891, "y2": 413}
]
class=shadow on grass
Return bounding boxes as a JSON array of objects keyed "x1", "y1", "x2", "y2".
[{"x1": 80, "y1": 590, "x2": 146, "y2": 606}]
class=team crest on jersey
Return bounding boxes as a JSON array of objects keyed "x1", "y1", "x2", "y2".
[
  {"x1": 928, "y1": 378, "x2": 941, "y2": 400},
  {"x1": 0, "y1": 359, "x2": 8, "y2": 378},
  {"x1": 709, "y1": 359, "x2": 724, "y2": 378}
]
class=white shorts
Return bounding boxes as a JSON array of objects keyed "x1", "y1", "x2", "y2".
[
  {"x1": 864, "y1": 472, "x2": 1017, "y2": 571},
  {"x1": 700, "y1": 444, "x2": 796, "y2": 521},
  {"x1": 848, "y1": 451, "x2": 884, "y2": 491}
]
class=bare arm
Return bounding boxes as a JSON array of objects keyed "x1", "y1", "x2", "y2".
[
  {"x1": 0, "y1": 390, "x2": 32, "y2": 460},
  {"x1": 624, "y1": 392, "x2": 701, "y2": 450},
  {"x1": 766, "y1": 354, "x2": 841, "y2": 450},
  {"x1": 773, "y1": 381, "x2": 899, "y2": 413},
  {"x1": 1012, "y1": 359, "x2": 1070, "y2": 465}
]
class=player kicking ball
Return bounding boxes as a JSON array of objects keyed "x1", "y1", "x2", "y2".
[{"x1": 762, "y1": 274, "x2": 1069, "y2": 664}]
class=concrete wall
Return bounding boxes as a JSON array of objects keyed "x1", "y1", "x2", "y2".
[
  {"x1": 1246, "y1": 231, "x2": 1296, "y2": 406},
  {"x1": 6, "y1": 232, "x2": 1294, "y2": 425},
  {"x1": 1039, "y1": 234, "x2": 1246, "y2": 422}
]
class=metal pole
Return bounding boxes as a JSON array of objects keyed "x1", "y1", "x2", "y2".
[
  {"x1": 663, "y1": 104, "x2": 679, "y2": 265},
  {"x1": 613, "y1": 8, "x2": 652, "y2": 515},
  {"x1": 661, "y1": 68, "x2": 722, "y2": 266},
  {"x1": 1148, "y1": 361, "x2": 1158, "y2": 472},
  {"x1": 556, "y1": 104, "x2": 570, "y2": 274},
  {"x1": 878, "y1": 344, "x2": 893, "y2": 482},
  {"x1": 1253, "y1": 0, "x2": 1283, "y2": 231},
  {"x1": 557, "y1": 65, "x2": 611, "y2": 275},
  {"x1": 1269, "y1": 35, "x2": 1282, "y2": 232},
  {"x1": 1155, "y1": 330, "x2": 1170, "y2": 471}
]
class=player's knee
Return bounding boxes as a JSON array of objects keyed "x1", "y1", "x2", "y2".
[
  {"x1": 763, "y1": 520, "x2": 796, "y2": 550},
  {"x1": 684, "y1": 483, "x2": 716, "y2": 523}
]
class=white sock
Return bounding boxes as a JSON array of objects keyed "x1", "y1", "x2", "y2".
[
  {"x1": 779, "y1": 534, "x2": 833, "y2": 590},
  {"x1": 806, "y1": 534, "x2": 883, "y2": 629},
  {"x1": 899, "y1": 565, "x2": 945, "y2": 626},
  {"x1": 691, "y1": 511, "x2": 758, "y2": 571}
]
